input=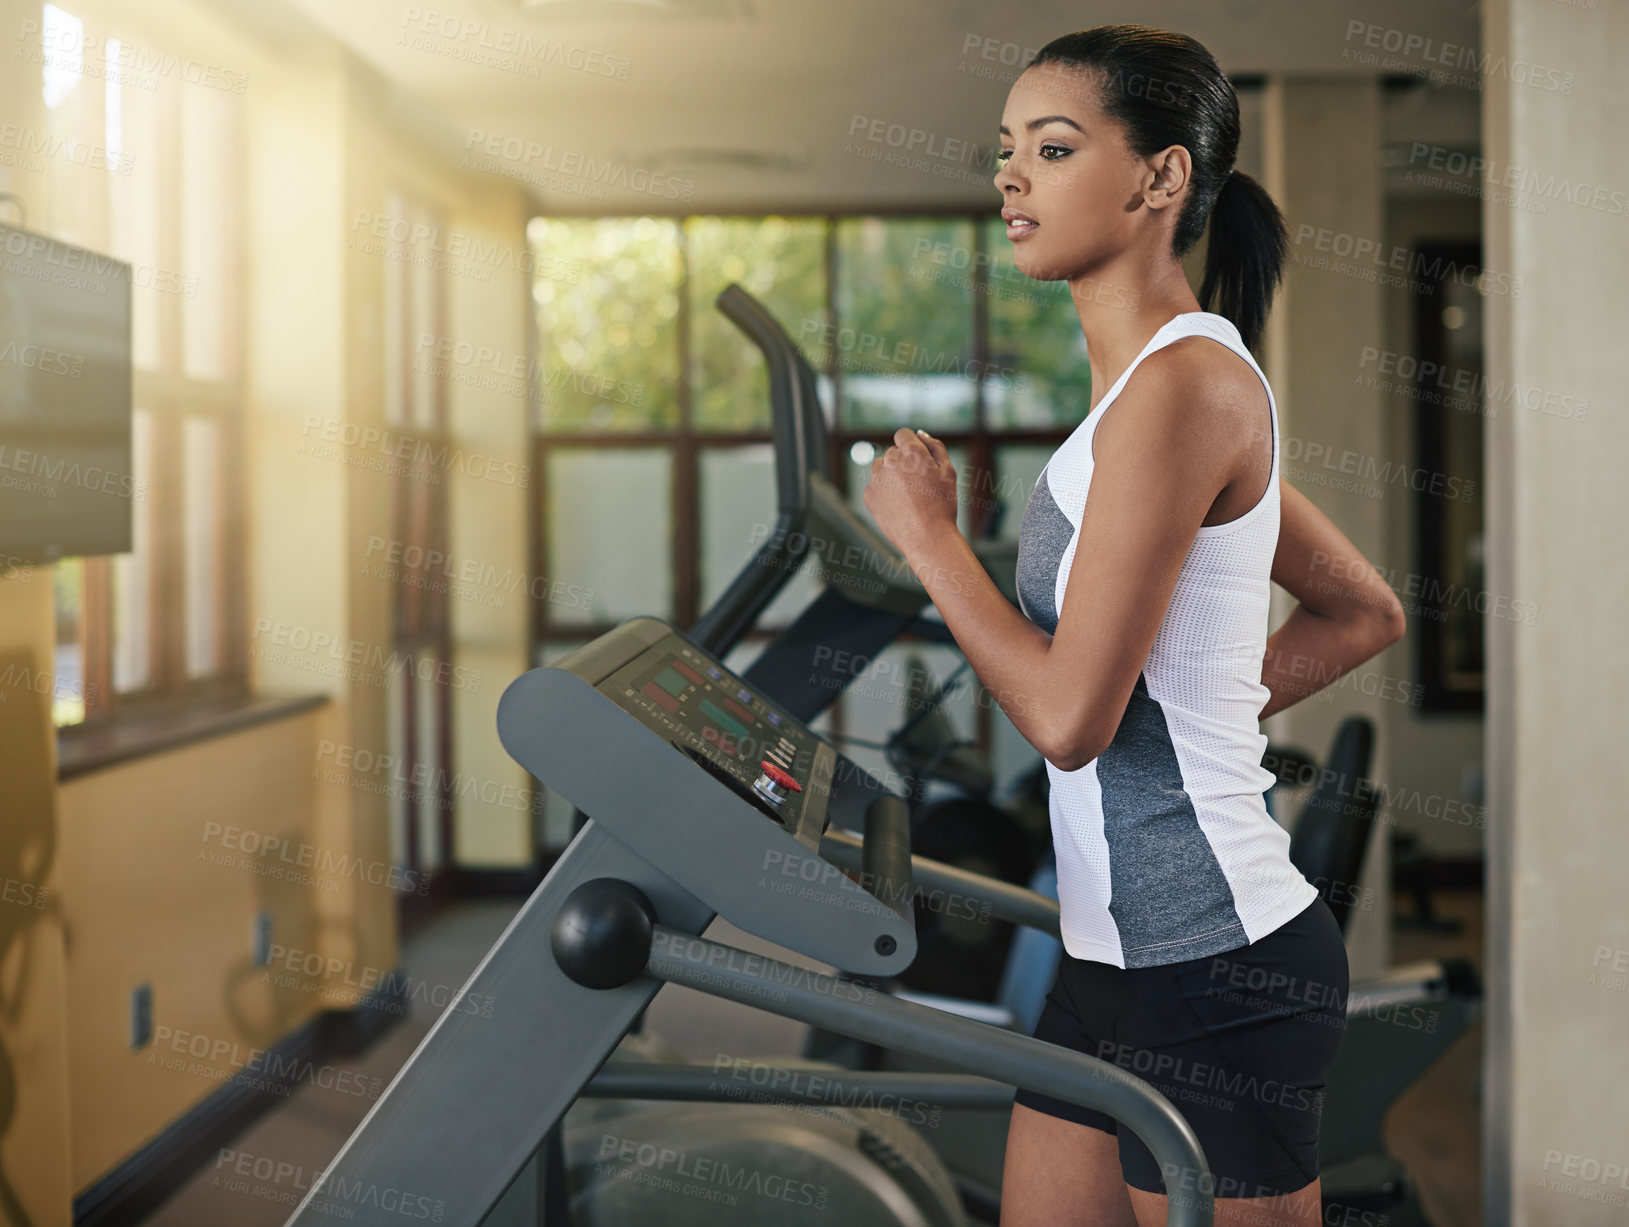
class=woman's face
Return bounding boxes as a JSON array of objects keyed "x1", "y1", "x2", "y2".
[{"x1": 994, "y1": 63, "x2": 1155, "y2": 283}]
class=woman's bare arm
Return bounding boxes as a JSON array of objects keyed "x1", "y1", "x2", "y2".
[
  {"x1": 865, "y1": 341, "x2": 1255, "y2": 771},
  {"x1": 1260, "y1": 479, "x2": 1407, "y2": 719}
]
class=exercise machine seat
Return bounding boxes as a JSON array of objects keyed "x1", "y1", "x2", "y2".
[{"x1": 1286, "y1": 716, "x2": 1377, "y2": 934}]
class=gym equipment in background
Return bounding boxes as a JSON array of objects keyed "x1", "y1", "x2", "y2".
[
  {"x1": 1277, "y1": 715, "x2": 1483, "y2": 1226},
  {"x1": 683, "y1": 286, "x2": 1052, "y2": 1004}
]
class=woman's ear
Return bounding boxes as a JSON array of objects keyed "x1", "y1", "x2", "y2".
[{"x1": 1144, "y1": 145, "x2": 1192, "y2": 211}]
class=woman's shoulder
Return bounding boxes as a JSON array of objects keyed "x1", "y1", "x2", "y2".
[
  {"x1": 1092, "y1": 322, "x2": 1272, "y2": 466},
  {"x1": 1135, "y1": 316, "x2": 1268, "y2": 413}
]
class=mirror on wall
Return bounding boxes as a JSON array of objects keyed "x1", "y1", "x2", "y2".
[{"x1": 1413, "y1": 242, "x2": 1487, "y2": 713}]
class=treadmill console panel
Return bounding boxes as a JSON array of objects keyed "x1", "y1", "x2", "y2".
[
  {"x1": 595, "y1": 633, "x2": 834, "y2": 849},
  {"x1": 500, "y1": 616, "x2": 914, "y2": 977}
]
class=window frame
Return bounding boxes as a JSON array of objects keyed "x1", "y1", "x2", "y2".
[
  {"x1": 529, "y1": 211, "x2": 1080, "y2": 763},
  {"x1": 51, "y1": 4, "x2": 248, "y2": 731},
  {"x1": 381, "y1": 191, "x2": 456, "y2": 929}
]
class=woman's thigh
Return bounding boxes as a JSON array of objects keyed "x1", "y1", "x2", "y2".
[
  {"x1": 1001, "y1": 1104, "x2": 1327, "y2": 1227},
  {"x1": 1126, "y1": 1177, "x2": 1325, "y2": 1227},
  {"x1": 1001, "y1": 1103, "x2": 1138, "y2": 1227}
]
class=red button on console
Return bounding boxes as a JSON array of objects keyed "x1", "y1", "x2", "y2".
[{"x1": 758, "y1": 761, "x2": 802, "y2": 792}]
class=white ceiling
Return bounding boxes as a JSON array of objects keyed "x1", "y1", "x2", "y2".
[{"x1": 255, "y1": 0, "x2": 1482, "y2": 214}]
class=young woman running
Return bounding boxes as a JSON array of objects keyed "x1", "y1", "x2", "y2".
[{"x1": 862, "y1": 25, "x2": 1407, "y2": 1227}]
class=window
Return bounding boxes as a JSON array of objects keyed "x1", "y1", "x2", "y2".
[
  {"x1": 379, "y1": 192, "x2": 454, "y2": 926},
  {"x1": 529, "y1": 215, "x2": 1091, "y2": 842},
  {"x1": 42, "y1": 3, "x2": 245, "y2": 727},
  {"x1": 834, "y1": 217, "x2": 976, "y2": 430}
]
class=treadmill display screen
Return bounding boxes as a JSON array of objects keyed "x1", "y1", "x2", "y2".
[{"x1": 598, "y1": 634, "x2": 829, "y2": 837}]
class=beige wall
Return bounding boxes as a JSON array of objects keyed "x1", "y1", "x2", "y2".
[
  {"x1": 55, "y1": 711, "x2": 333, "y2": 1188},
  {"x1": 1261, "y1": 77, "x2": 1393, "y2": 979},
  {"x1": 336, "y1": 65, "x2": 534, "y2": 871},
  {"x1": 1483, "y1": 1, "x2": 1629, "y2": 1224},
  {"x1": 0, "y1": 635, "x2": 73, "y2": 1227},
  {"x1": 440, "y1": 191, "x2": 535, "y2": 868},
  {"x1": 242, "y1": 41, "x2": 395, "y2": 1009}
]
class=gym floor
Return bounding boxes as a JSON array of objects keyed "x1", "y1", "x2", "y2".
[
  {"x1": 142, "y1": 890, "x2": 1487, "y2": 1226},
  {"x1": 1385, "y1": 887, "x2": 1485, "y2": 1227}
]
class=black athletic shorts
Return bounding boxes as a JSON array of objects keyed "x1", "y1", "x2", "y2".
[{"x1": 1013, "y1": 896, "x2": 1349, "y2": 1199}]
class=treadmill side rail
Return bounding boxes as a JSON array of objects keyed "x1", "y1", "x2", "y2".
[{"x1": 820, "y1": 826, "x2": 1064, "y2": 939}]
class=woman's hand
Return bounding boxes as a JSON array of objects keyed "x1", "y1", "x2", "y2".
[{"x1": 862, "y1": 427, "x2": 962, "y2": 561}]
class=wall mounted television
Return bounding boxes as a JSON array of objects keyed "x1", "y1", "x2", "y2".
[{"x1": 0, "y1": 222, "x2": 133, "y2": 562}]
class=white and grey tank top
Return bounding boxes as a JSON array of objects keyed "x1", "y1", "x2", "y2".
[{"x1": 1014, "y1": 311, "x2": 1317, "y2": 969}]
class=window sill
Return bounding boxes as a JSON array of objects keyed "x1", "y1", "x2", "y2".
[{"x1": 57, "y1": 692, "x2": 331, "y2": 782}]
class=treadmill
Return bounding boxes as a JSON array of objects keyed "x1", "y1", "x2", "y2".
[
  {"x1": 279, "y1": 286, "x2": 1217, "y2": 1227},
  {"x1": 281, "y1": 613, "x2": 1215, "y2": 1227}
]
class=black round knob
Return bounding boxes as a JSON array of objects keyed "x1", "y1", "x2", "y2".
[
  {"x1": 551, "y1": 878, "x2": 657, "y2": 989},
  {"x1": 874, "y1": 935, "x2": 897, "y2": 957}
]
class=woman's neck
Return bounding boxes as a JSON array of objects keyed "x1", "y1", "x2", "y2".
[{"x1": 1070, "y1": 254, "x2": 1204, "y2": 413}]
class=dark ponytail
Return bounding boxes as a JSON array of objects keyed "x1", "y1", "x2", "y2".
[
  {"x1": 1198, "y1": 170, "x2": 1286, "y2": 353},
  {"x1": 1028, "y1": 25, "x2": 1287, "y2": 351}
]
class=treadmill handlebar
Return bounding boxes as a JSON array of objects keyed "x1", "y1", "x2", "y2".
[
  {"x1": 822, "y1": 827, "x2": 1063, "y2": 938},
  {"x1": 861, "y1": 794, "x2": 915, "y2": 930},
  {"x1": 645, "y1": 926, "x2": 1214, "y2": 1227},
  {"x1": 689, "y1": 284, "x2": 825, "y2": 657},
  {"x1": 714, "y1": 283, "x2": 818, "y2": 518}
]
